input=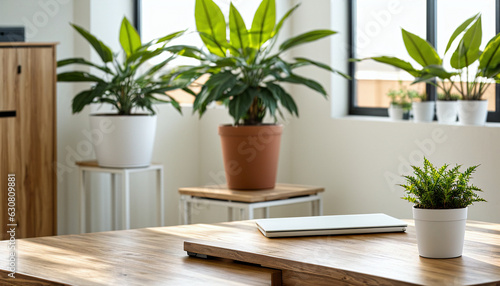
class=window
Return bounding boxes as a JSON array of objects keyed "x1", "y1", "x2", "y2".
[
  {"x1": 349, "y1": 0, "x2": 500, "y2": 121},
  {"x1": 135, "y1": 0, "x2": 262, "y2": 105}
]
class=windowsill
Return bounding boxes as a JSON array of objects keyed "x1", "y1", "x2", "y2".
[{"x1": 336, "y1": 115, "x2": 500, "y2": 128}]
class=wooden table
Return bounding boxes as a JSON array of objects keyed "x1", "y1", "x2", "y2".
[
  {"x1": 178, "y1": 183, "x2": 324, "y2": 224},
  {"x1": 184, "y1": 220, "x2": 500, "y2": 286},
  {"x1": 0, "y1": 225, "x2": 280, "y2": 285}
]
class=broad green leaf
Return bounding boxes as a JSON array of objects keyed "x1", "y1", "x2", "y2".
[
  {"x1": 229, "y1": 3, "x2": 249, "y2": 53},
  {"x1": 370, "y1": 56, "x2": 420, "y2": 77},
  {"x1": 420, "y1": 64, "x2": 456, "y2": 80},
  {"x1": 228, "y1": 90, "x2": 254, "y2": 123},
  {"x1": 195, "y1": 0, "x2": 227, "y2": 57},
  {"x1": 120, "y1": 17, "x2": 142, "y2": 58},
  {"x1": 193, "y1": 72, "x2": 236, "y2": 110},
  {"x1": 294, "y1": 57, "x2": 352, "y2": 79},
  {"x1": 278, "y1": 74, "x2": 326, "y2": 96},
  {"x1": 250, "y1": 0, "x2": 275, "y2": 48},
  {"x1": 72, "y1": 82, "x2": 109, "y2": 113},
  {"x1": 445, "y1": 13, "x2": 480, "y2": 54},
  {"x1": 266, "y1": 82, "x2": 298, "y2": 116},
  {"x1": 57, "y1": 57, "x2": 114, "y2": 74},
  {"x1": 451, "y1": 17, "x2": 482, "y2": 69},
  {"x1": 258, "y1": 87, "x2": 277, "y2": 117},
  {"x1": 401, "y1": 29, "x2": 441, "y2": 67},
  {"x1": 71, "y1": 23, "x2": 113, "y2": 63},
  {"x1": 157, "y1": 30, "x2": 185, "y2": 44},
  {"x1": 279, "y1": 30, "x2": 336, "y2": 52},
  {"x1": 479, "y1": 33, "x2": 500, "y2": 71},
  {"x1": 271, "y1": 4, "x2": 299, "y2": 38},
  {"x1": 165, "y1": 45, "x2": 205, "y2": 60},
  {"x1": 57, "y1": 71, "x2": 104, "y2": 82}
]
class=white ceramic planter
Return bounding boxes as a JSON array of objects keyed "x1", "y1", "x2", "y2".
[
  {"x1": 436, "y1": 101, "x2": 458, "y2": 124},
  {"x1": 413, "y1": 207, "x2": 467, "y2": 258},
  {"x1": 412, "y1": 101, "x2": 435, "y2": 123},
  {"x1": 89, "y1": 114, "x2": 157, "y2": 168},
  {"x1": 388, "y1": 104, "x2": 404, "y2": 120},
  {"x1": 457, "y1": 100, "x2": 488, "y2": 126}
]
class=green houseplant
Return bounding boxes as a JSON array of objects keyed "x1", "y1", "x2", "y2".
[
  {"x1": 400, "y1": 158, "x2": 485, "y2": 258},
  {"x1": 175, "y1": 0, "x2": 349, "y2": 189},
  {"x1": 58, "y1": 17, "x2": 185, "y2": 167},
  {"x1": 362, "y1": 14, "x2": 500, "y2": 125},
  {"x1": 387, "y1": 81, "x2": 416, "y2": 120}
]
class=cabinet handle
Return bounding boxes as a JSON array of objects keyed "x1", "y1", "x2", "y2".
[
  {"x1": 0, "y1": 111, "x2": 16, "y2": 118},
  {"x1": 17, "y1": 65, "x2": 21, "y2": 74}
]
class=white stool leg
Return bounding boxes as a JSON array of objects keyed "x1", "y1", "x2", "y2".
[
  {"x1": 79, "y1": 169, "x2": 86, "y2": 234},
  {"x1": 157, "y1": 167, "x2": 164, "y2": 227},
  {"x1": 228, "y1": 207, "x2": 233, "y2": 221},
  {"x1": 110, "y1": 173, "x2": 116, "y2": 230},
  {"x1": 122, "y1": 171, "x2": 130, "y2": 230},
  {"x1": 247, "y1": 205, "x2": 254, "y2": 220},
  {"x1": 318, "y1": 196, "x2": 323, "y2": 216},
  {"x1": 264, "y1": 207, "x2": 270, "y2": 218}
]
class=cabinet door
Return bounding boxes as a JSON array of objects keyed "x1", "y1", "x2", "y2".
[
  {"x1": 0, "y1": 47, "x2": 56, "y2": 239},
  {"x1": 0, "y1": 48, "x2": 18, "y2": 111},
  {"x1": 15, "y1": 47, "x2": 56, "y2": 238}
]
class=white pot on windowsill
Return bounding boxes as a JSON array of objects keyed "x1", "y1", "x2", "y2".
[
  {"x1": 412, "y1": 101, "x2": 435, "y2": 123},
  {"x1": 436, "y1": 100, "x2": 458, "y2": 124},
  {"x1": 388, "y1": 104, "x2": 404, "y2": 120},
  {"x1": 413, "y1": 207, "x2": 467, "y2": 258},
  {"x1": 457, "y1": 100, "x2": 488, "y2": 126}
]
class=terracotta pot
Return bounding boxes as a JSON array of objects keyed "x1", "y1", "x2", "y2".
[{"x1": 218, "y1": 124, "x2": 283, "y2": 190}]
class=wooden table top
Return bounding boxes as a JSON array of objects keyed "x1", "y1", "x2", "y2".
[
  {"x1": 184, "y1": 220, "x2": 500, "y2": 286},
  {"x1": 0, "y1": 225, "x2": 280, "y2": 285},
  {"x1": 178, "y1": 183, "x2": 325, "y2": 203}
]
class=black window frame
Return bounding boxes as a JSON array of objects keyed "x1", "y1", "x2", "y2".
[{"x1": 348, "y1": 0, "x2": 500, "y2": 122}]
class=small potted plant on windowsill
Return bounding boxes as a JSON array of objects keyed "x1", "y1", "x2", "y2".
[
  {"x1": 57, "y1": 17, "x2": 185, "y2": 167},
  {"x1": 387, "y1": 82, "x2": 412, "y2": 120},
  {"x1": 400, "y1": 158, "x2": 486, "y2": 258},
  {"x1": 174, "y1": 0, "x2": 349, "y2": 189}
]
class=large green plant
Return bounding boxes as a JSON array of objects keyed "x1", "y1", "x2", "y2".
[
  {"x1": 400, "y1": 158, "x2": 486, "y2": 209},
  {"x1": 174, "y1": 0, "x2": 349, "y2": 125},
  {"x1": 58, "y1": 17, "x2": 184, "y2": 115},
  {"x1": 364, "y1": 14, "x2": 500, "y2": 101}
]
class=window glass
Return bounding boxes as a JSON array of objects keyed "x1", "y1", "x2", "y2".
[{"x1": 355, "y1": 0, "x2": 427, "y2": 108}]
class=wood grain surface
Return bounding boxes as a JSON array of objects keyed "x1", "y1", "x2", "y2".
[
  {"x1": 184, "y1": 220, "x2": 500, "y2": 286},
  {"x1": 0, "y1": 225, "x2": 281, "y2": 285},
  {"x1": 178, "y1": 183, "x2": 325, "y2": 203},
  {"x1": 0, "y1": 44, "x2": 57, "y2": 239}
]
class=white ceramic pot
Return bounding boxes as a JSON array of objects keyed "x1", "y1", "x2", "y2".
[
  {"x1": 388, "y1": 104, "x2": 404, "y2": 120},
  {"x1": 412, "y1": 101, "x2": 435, "y2": 123},
  {"x1": 413, "y1": 207, "x2": 467, "y2": 258},
  {"x1": 436, "y1": 100, "x2": 458, "y2": 124},
  {"x1": 89, "y1": 114, "x2": 157, "y2": 168},
  {"x1": 457, "y1": 100, "x2": 488, "y2": 126}
]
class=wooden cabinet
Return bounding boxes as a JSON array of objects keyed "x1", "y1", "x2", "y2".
[{"x1": 0, "y1": 43, "x2": 57, "y2": 239}]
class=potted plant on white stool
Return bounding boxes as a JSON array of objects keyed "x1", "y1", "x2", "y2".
[
  {"x1": 387, "y1": 83, "x2": 412, "y2": 120},
  {"x1": 58, "y1": 17, "x2": 185, "y2": 167},
  {"x1": 400, "y1": 158, "x2": 486, "y2": 258},
  {"x1": 174, "y1": 0, "x2": 349, "y2": 189}
]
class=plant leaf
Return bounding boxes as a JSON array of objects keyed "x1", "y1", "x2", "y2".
[
  {"x1": 277, "y1": 74, "x2": 326, "y2": 96},
  {"x1": 195, "y1": 0, "x2": 227, "y2": 57},
  {"x1": 294, "y1": 57, "x2": 351, "y2": 79},
  {"x1": 250, "y1": 0, "x2": 275, "y2": 48},
  {"x1": 57, "y1": 57, "x2": 114, "y2": 74},
  {"x1": 266, "y1": 82, "x2": 298, "y2": 116},
  {"x1": 71, "y1": 23, "x2": 113, "y2": 63},
  {"x1": 57, "y1": 71, "x2": 104, "y2": 82},
  {"x1": 401, "y1": 29, "x2": 441, "y2": 67},
  {"x1": 228, "y1": 89, "x2": 254, "y2": 123},
  {"x1": 451, "y1": 16, "x2": 482, "y2": 69},
  {"x1": 279, "y1": 30, "x2": 336, "y2": 52},
  {"x1": 120, "y1": 17, "x2": 142, "y2": 58},
  {"x1": 272, "y1": 4, "x2": 299, "y2": 38},
  {"x1": 370, "y1": 56, "x2": 420, "y2": 77},
  {"x1": 479, "y1": 33, "x2": 500, "y2": 72},
  {"x1": 445, "y1": 13, "x2": 480, "y2": 54},
  {"x1": 229, "y1": 3, "x2": 249, "y2": 54}
]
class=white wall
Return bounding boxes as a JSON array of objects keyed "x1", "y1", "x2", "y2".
[{"x1": 288, "y1": 0, "x2": 500, "y2": 223}]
